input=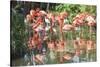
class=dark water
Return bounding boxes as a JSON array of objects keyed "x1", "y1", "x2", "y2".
[
  {"x1": 11, "y1": 39, "x2": 96, "y2": 66},
  {"x1": 11, "y1": 49, "x2": 96, "y2": 66}
]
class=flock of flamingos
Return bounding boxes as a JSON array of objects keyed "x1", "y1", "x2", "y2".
[{"x1": 24, "y1": 7, "x2": 96, "y2": 65}]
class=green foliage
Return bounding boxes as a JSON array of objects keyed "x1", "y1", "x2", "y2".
[
  {"x1": 11, "y1": 7, "x2": 27, "y2": 58},
  {"x1": 55, "y1": 4, "x2": 96, "y2": 23}
]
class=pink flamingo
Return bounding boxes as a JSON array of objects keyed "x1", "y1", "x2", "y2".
[
  {"x1": 85, "y1": 15, "x2": 96, "y2": 40},
  {"x1": 26, "y1": 14, "x2": 32, "y2": 22},
  {"x1": 63, "y1": 24, "x2": 74, "y2": 31}
]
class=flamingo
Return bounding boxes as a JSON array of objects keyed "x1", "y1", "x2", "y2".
[
  {"x1": 78, "y1": 39, "x2": 87, "y2": 50},
  {"x1": 27, "y1": 37, "x2": 34, "y2": 50},
  {"x1": 47, "y1": 41, "x2": 55, "y2": 51},
  {"x1": 73, "y1": 40, "x2": 80, "y2": 50},
  {"x1": 63, "y1": 53, "x2": 72, "y2": 61},
  {"x1": 72, "y1": 13, "x2": 87, "y2": 40},
  {"x1": 34, "y1": 54, "x2": 44, "y2": 64},
  {"x1": 35, "y1": 8, "x2": 40, "y2": 13},
  {"x1": 48, "y1": 13, "x2": 55, "y2": 32},
  {"x1": 86, "y1": 40, "x2": 95, "y2": 61},
  {"x1": 73, "y1": 18, "x2": 84, "y2": 27},
  {"x1": 33, "y1": 32, "x2": 42, "y2": 49},
  {"x1": 56, "y1": 40, "x2": 65, "y2": 52},
  {"x1": 56, "y1": 13, "x2": 66, "y2": 40},
  {"x1": 32, "y1": 13, "x2": 44, "y2": 31},
  {"x1": 55, "y1": 40, "x2": 66, "y2": 63},
  {"x1": 85, "y1": 15, "x2": 96, "y2": 40},
  {"x1": 86, "y1": 40, "x2": 95, "y2": 51},
  {"x1": 47, "y1": 40, "x2": 56, "y2": 60},
  {"x1": 85, "y1": 14, "x2": 96, "y2": 26},
  {"x1": 72, "y1": 12, "x2": 87, "y2": 27},
  {"x1": 40, "y1": 10, "x2": 47, "y2": 16},
  {"x1": 26, "y1": 14, "x2": 32, "y2": 22},
  {"x1": 63, "y1": 24, "x2": 74, "y2": 31},
  {"x1": 88, "y1": 21, "x2": 96, "y2": 27},
  {"x1": 30, "y1": 9, "x2": 36, "y2": 18},
  {"x1": 62, "y1": 24, "x2": 74, "y2": 49},
  {"x1": 60, "y1": 11, "x2": 68, "y2": 19}
]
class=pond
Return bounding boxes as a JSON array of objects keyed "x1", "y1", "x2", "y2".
[{"x1": 12, "y1": 40, "x2": 96, "y2": 66}]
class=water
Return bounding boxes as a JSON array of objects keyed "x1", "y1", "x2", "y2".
[{"x1": 11, "y1": 40, "x2": 96, "y2": 66}]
